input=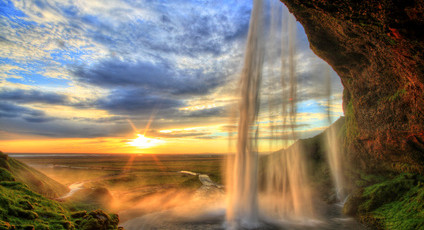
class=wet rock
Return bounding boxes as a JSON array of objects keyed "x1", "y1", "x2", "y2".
[{"x1": 343, "y1": 189, "x2": 364, "y2": 216}]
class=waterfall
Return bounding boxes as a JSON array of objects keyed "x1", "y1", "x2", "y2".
[
  {"x1": 263, "y1": 143, "x2": 315, "y2": 220},
  {"x1": 325, "y1": 120, "x2": 346, "y2": 202},
  {"x1": 225, "y1": 0, "x2": 265, "y2": 228},
  {"x1": 325, "y1": 55, "x2": 346, "y2": 201},
  {"x1": 262, "y1": 1, "x2": 316, "y2": 221},
  {"x1": 226, "y1": 0, "x2": 317, "y2": 228}
]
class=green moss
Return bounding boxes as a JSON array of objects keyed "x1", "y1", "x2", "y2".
[
  {"x1": 76, "y1": 210, "x2": 119, "y2": 230},
  {"x1": 359, "y1": 174, "x2": 415, "y2": 212},
  {"x1": 346, "y1": 173, "x2": 424, "y2": 229},
  {"x1": 379, "y1": 88, "x2": 407, "y2": 103},
  {"x1": 372, "y1": 185, "x2": 424, "y2": 230},
  {"x1": 345, "y1": 99, "x2": 359, "y2": 141}
]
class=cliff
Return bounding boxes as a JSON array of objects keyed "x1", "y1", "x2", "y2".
[{"x1": 280, "y1": 0, "x2": 424, "y2": 173}]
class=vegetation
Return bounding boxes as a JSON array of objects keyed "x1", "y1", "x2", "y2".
[
  {"x1": 0, "y1": 151, "x2": 119, "y2": 230},
  {"x1": 344, "y1": 172, "x2": 424, "y2": 229},
  {"x1": 0, "y1": 152, "x2": 68, "y2": 199},
  {"x1": 18, "y1": 154, "x2": 224, "y2": 192},
  {"x1": 3, "y1": 153, "x2": 224, "y2": 228}
]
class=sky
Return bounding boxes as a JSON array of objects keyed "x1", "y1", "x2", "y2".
[{"x1": 0, "y1": 0, "x2": 343, "y2": 154}]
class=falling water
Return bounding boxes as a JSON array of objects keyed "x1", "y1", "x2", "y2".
[
  {"x1": 227, "y1": 0, "x2": 316, "y2": 228},
  {"x1": 325, "y1": 124, "x2": 346, "y2": 201},
  {"x1": 226, "y1": 0, "x2": 264, "y2": 228},
  {"x1": 263, "y1": 143, "x2": 315, "y2": 220},
  {"x1": 324, "y1": 67, "x2": 346, "y2": 201},
  {"x1": 262, "y1": 2, "x2": 315, "y2": 221}
]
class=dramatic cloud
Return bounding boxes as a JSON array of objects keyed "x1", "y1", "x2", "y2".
[
  {"x1": 0, "y1": 88, "x2": 68, "y2": 104},
  {"x1": 73, "y1": 59, "x2": 226, "y2": 96},
  {"x1": 0, "y1": 102, "x2": 54, "y2": 123},
  {"x1": 96, "y1": 89, "x2": 182, "y2": 115},
  {"x1": 0, "y1": 0, "x2": 344, "y2": 153},
  {"x1": 182, "y1": 107, "x2": 226, "y2": 118}
]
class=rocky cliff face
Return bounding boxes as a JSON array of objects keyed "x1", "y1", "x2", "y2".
[{"x1": 280, "y1": 0, "x2": 424, "y2": 172}]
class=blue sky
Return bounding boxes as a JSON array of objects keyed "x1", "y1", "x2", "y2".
[{"x1": 0, "y1": 0, "x2": 343, "y2": 153}]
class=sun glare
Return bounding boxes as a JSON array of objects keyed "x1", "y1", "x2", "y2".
[{"x1": 127, "y1": 134, "x2": 163, "y2": 149}]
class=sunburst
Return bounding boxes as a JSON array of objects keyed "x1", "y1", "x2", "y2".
[{"x1": 127, "y1": 134, "x2": 163, "y2": 149}]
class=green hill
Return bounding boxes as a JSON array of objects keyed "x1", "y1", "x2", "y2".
[
  {"x1": 1, "y1": 155, "x2": 69, "y2": 199},
  {"x1": 0, "y1": 151, "x2": 120, "y2": 230}
]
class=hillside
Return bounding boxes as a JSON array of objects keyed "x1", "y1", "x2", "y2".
[
  {"x1": 0, "y1": 151, "x2": 120, "y2": 230},
  {"x1": 0, "y1": 154, "x2": 69, "y2": 199}
]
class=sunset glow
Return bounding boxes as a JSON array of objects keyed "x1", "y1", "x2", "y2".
[
  {"x1": 127, "y1": 134, "x2": 164, "y2": 149},
  {"x1": 0, "y1": 0, "x2": 343, "y2": 154}
]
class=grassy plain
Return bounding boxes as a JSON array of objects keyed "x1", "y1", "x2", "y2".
[{"x1": 15, "y1": 154, "x2": 225, "y2": 212}]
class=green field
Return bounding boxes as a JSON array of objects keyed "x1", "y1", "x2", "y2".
[{"x1": 14, "y1": 154, "x2": 225, "y2": 214}]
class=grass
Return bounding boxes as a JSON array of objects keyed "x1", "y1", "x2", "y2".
[
  {"x1": 0, "y1": 151, "x2": 119, "y2": 229},
  {"x1": 0, "y1": 154, "x2": 69, "y2": 199},
  {"x1": 0, "y1": 175, "x2": 119, "y2": 229},
  {"x1": 14, "y1": 153, "x2": 225, "y2": 221},
  {"x1": 18, "y1": 154, "x2": 224, "y2": 191}
]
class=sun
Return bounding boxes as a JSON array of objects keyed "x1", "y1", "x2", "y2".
[{"x1": 127, "y1": 134, "x2": 164, "y2": 149}]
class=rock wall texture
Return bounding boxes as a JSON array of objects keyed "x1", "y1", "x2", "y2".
[{"x1": 280, "y1": 0, "x2": 424, "y2": 172}]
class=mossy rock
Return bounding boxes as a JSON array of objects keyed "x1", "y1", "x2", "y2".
[{"x1": 77, "y1": 210, "x2": 119, "y2": 230}]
